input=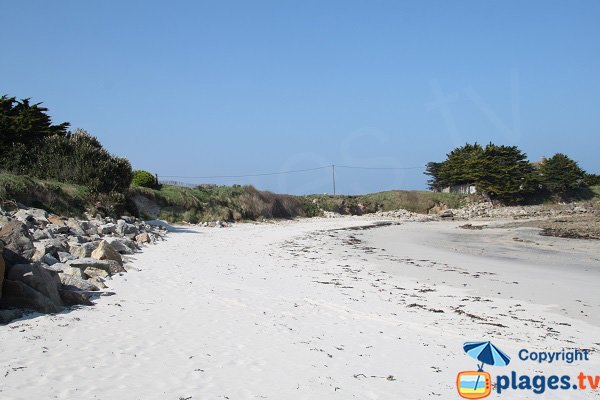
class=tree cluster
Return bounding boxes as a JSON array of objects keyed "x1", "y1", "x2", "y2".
[
  {"x1": 0, "y1": 95, "x2": 132, "y2": 193},
  {"x1": 426, "y1": 143, "x2": 591, "y2": 202}
]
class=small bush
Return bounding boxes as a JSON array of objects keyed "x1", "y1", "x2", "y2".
[
  {"x1": 182, "y1": 208, "x2": 200, "y2": 224},
  {"x1": 302, "y1": 200, "x2": 322, "y2": 217},
  {"x1": 132, "y1": 170, "x2": 157, "y2": 188}
]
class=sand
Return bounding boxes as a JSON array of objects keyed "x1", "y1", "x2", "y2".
[{"x1": 1, "y1": 216, "x2": 599, "y2": 399}]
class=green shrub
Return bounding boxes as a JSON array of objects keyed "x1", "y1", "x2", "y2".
[
  {"x1": 182, "y1": 208, "x2": 200, "y2": 224},
  {"x1": 0, "y1": 96, "x2": 132, "y2": 194},
  {"x1": 30, "y1": 129, "x2": 133, "y2": 193},
  {"x1": 302, "y1": 200, "x2": 322, "y2": 217},
  {"x1": 132, "y1": 170, "x2": 157, "y2": 188}
]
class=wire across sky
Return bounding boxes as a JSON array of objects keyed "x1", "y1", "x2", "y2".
[{"x1": 158, "y1": 164, "x2": 425, "y2": 180}]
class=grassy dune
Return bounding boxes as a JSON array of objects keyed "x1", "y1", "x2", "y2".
[
  {"x1": 2, "y1": 173, "x2": 470, "y2": 222},
  {"x1": 0, "y1": 173, "x2": 90, "y2": 216},
  {"x1": 308, "y1": 190, "x2": 464, "y2": 214},
  {"x1": 128, "y1": 184, "x2": 318, "y2": 223}
]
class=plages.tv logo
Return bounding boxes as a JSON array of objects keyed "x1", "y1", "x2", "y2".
[{"x1": 456, "y1": 341, "x2": 511, "y2": 399}]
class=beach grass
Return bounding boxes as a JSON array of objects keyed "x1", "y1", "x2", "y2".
[
  {"x1": 0, "y1": 172, "x2": 89, "y2": 216},
  {"x1": 307, "y1": 190, "x2": 464, "y2": 214}
]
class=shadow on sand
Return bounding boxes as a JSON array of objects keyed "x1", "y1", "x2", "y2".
[{"x1": 145, "y1": 220, "x2": 202, "y2": 234}]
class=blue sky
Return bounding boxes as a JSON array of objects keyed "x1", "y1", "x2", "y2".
[{"x1": 2, "y1": 1, "x2": 599, "y2": 194}]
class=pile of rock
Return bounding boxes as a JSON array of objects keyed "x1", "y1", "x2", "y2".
[
  {"x1": 448, "y1": 201, "x2": 596, "y2": 220},
  {"x1": 199, "y1": 220, "x2": 232, "y2": 228},
  {"x1": 0, "y1": 207, "x2": 166, "y2": 324},
  {"x1": 371, "y1": 209, "x2": 437, "y2": 222},
  {"x1": 326, "y1": 201, "x2": 596, "y2": 223}
]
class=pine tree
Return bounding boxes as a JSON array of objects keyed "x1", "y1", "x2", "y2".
[
  {"x1": 474, "y1": 144, "x2": 536, "y2": 202},
  {"x1": 539, "y1": 153, "x2": 587, "y2": 197}
]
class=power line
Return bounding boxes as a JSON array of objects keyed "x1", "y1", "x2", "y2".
[
  {"x1": 158, "y1": 164, "x2": 425, "y2": 180},
  {"x1": 158, "y1": 163, "x2": 426, "y2": 195},
  {"x1": 336, "y1": 165, "x2": 424, "y2": 170},
  {"x1": 158, "y1": 165, "x2": 331, "y2": 179}
]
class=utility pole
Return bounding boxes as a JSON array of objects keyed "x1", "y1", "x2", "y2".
[{"x1": 331, "y1": 164, "x2": 336, "y2": 195}]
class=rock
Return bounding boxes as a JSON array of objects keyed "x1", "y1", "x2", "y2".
[
  {"x1": 68, "y1": 235, "x2": 89, "y2": 244},
  {"x1": 75, "y1": 221, "x2": 97, "y2": 236},
  {"x1": 84, "y1": 266, "x2": 110, "y2": 279},
  {"x1": 0, "y1": 279, "x2": 63, "y2": 313},
  {"x1": 105, "y1": 237, "x2": 136, "y2": 254},
  {"x1": 58, "y1": 289, "x2": 94, "y2": 306},
  {"x1": 67, "y1": 258, "x2": 125, "y2": 274},
  {"x1": 0, "y1": 241, "x2": 5, "y2": 299},
  {"x1": 116, "y1": 219, "x2": 138, "y2": 236},
  {"x1": 88, "y1": 276, "x2": 108, "y2": 289},
  {"x1": 98, "y1": 223, "x2": 116, "y2": 235},
  {"x1": 1, "y1": 263, "x2": 63, "y2": 313},
  {"x1": 439, "y1": 210, "x2": 454, "y2": 218},
  {"x1": 41, "y1": 262, "x2": 68, "y2": 273},
  {"x1": 14, "y1": 208, "x2": 49, "y2": 227},
  {"x1": 47, "y1": 215, "x2": 65, "y2": 226},
  {"x1": 64, "y1": 218, "x2": 86, "y2": 236},
  {"x1": 61, "y1": 266, "x2": 86, "y2": 279},
  {"x1": 135, "y1": 232, "x2": 151, "y2": 244},
  {"x1": 57, "y1": 251, "x2": 77, "y2": 263},
  {"x1": 0, "y1": 309, "x2": 24, "y2": 325},
  {"x1": 58, "y1": 274, "x2": 99, "y2": 291},
  {"x1": 46, "y1": 224, "x2": 70, "y2": 235},
  {"x1": 40, "y1": 253, "x2": 59, "y2": 266},
  {"x1": 0, "y1": 221, "x2": 35, "y2": 264},
  {"x1": 32, "y1": 229, "x2": 53, "y2": 241},
  {"x1": 121, "y1": 215, "x2": 136, "y2": 224},
  {"x1": 429, "y1": 203, "x2": 449, "y2": 215},
  {"x1": 0, "y1": 214, "x2": 12, "y2": 226},
  {"x1": 68, "y1": 241, "x2": 99, "y2": 258},
  {"x1": 91, "y1": 240, "x2": 123, "y2": 265},
  {"x1": 35, "y1": 238, "x2": 68, "y2": 257}
]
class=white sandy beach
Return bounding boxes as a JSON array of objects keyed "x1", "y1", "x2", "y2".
[{"x1": 1, "y1": 216, "x2": 599, "y2": 399}]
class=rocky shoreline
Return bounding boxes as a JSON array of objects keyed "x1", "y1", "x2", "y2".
[
  {"x1": 0, "y1": 207, "x2": 167, "y2": 324},
  {"x1": 358, "y1": 200, "x2": 600, "y2": 240},
  {"x1": 2, "y1": 200, "x2": 598, "y2": 326}
]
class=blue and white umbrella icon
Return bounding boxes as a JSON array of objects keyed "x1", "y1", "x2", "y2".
[
  {"x1": 463, "y1": 341, "x2": 511, "y2": 371},
  {"x1": 463, "y1": 341, "x2": 511, "y2": 393}
]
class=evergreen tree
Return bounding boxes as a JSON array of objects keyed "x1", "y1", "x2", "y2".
[
  {"x1": 424, "y1": 161, "x2": 444, "y2": 190},
  {"x1": 0, "y1": 96, "x2": 69, "y2": 147},
  {"x1": 539, "y1": 153, "x2": 587, "y2": 196},
  {"x1": 584, "y1": 173, "x2": 600, "y2": 186},
  {"x1": 474, "y1": 144, "x2": 537, "y2": 202},
  {"x1": 424, "y1": 143, "x2": 483, "y2": 190}
]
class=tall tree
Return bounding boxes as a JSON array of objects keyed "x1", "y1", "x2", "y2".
[
  {"x1": 474, "y1": 144, "x2": 537, "y2": 202},
  {"x1": 424, "y1": 143, "x2": 483, "y2": 190},
  {"x1": 0, "y1": 96, "x2": 69, "y2": 147},
  {"x1": 424, "y1": 161, "x2": 444, "y2": 190},
  {"x1": 539, "y1": 153, "x2": 587, "y2": 197},
  {"x1": 439, "y1": 143, "x2": 483, "y2": 187}
]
